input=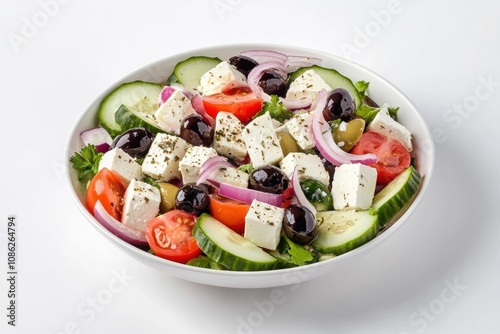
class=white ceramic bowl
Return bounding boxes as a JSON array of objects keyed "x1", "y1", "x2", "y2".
[{"x1": 65, "y1": 44, "x2": 435, "y2": 288}]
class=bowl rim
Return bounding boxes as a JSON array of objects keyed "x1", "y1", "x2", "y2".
[{"x1": 64, "y1": 43, "x2": 435, "y2": 288}]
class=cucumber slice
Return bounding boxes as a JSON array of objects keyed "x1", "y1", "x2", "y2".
[
  {"x1": 193, "y1": 214, "x2": 278, "y2": 271},
  {"x1": 98, "y1": 81, "x2": 162, "y2": 137},
  {"x1": 288, "y1": 65, "x2": 362, "y2": 108},
  {"x1": 115, "y1": 105, "x2": 163, "y2": 134},
  {"x1": 372, "y1": 166, "x2": 421, "y2": 228},
  {"x1": 312, "y1": 210, "x2": 379, "y2": 255},
  {"x1": 169, "y1": 56, "x2": 222, "y2": 93}
]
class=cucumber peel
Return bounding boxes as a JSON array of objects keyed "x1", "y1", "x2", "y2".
[
  {"x1": 372, "y1": 166, "x2": 421, "y2": 228},
  {"x1": 193, "y1": 214, "x2": 278, "y2": 271}
]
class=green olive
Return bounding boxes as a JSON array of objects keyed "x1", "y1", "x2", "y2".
[
  {"x1": 157, "y1": 182, "x2": 179, "y2": 213},
  {"x1": 332, "y1": 118, "x2": 366, "y2": 152},
  {"x1": 277, "y1": 132, "x2": 301, "y2": 157}
]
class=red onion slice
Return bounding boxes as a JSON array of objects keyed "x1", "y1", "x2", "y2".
[
  {"x1": 311, "y1": 90, "x2": 378, "y2": 166},
  {"x1": 191, "y1": 94, "x2": 215, "y2": 127},
  {"x1": 158, "y1": 84, "x2": 193, "y2": 106},
  {"x1": 197, "y1": 156, "x2": 233, "y2": 186},
  {"x1": 247, "y1": 62, "x2": 311, "y2": 110},
  {"x1": 80, "y1": 127, "x2": 112, "y2": 153},
  {"x1": 291, "y1": 168, "x2": 316, "y2": 216},
  {"x1": 93, "y1": 201, "x2": 148, "y2": 246},
  {"x1": 281, "y1": 97, "x2": 312, "y2": 111},
  {"x1": 247, "y1": 61, "x2": 288, "y2": 99},
  {"x1": 219, "y1": 183, "x2": 283, "y2": 207},
  {"x1": 284, "y1": 55, "x2": 323, "y2": 72},
  {"x1": 199, "y1": 156, "x2": 232, "y2": 175},
  {"x1": 158, "y1": 86, "x2": 176, "y2": 105},
  {"x1": 240, "y1": 50, "x2": 288, "y2": 65}
]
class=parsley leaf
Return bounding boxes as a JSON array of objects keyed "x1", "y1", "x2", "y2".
[
  {"x1": 69, "y1": 144, "x2": 103, "y2": 180},
  {"x1": 355, "y1": 105, "x2": 399, "y2": 124},
  {"x1": 253, "y1": 95, "x2": 293, "y2": 123}
]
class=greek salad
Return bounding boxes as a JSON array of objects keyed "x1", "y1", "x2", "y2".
[{"x1": 70, "y1": 49, "x2": 421, "y2": 271}]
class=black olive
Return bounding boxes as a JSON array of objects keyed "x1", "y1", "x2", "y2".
[
  {"x1": 175, "y1": 183, "x2": 210, "y2": 216},
  {"x1": 179, "y1": 114, "x2": 214, "y2": 147},
  {"x1": 258, "y1": 71, "x2": 287, "y2": 97},
  {"x1": 323, "y1": 88, "x2": 355, "y2": 122},
  {"x1": 110, "y1": 127, "x2": 155, "y2": 158},
  {"x1": 229, "y1": 55, "x2": 258, "y2": 77},
  {"x1": 249, "y1": 165, "x2": 289, "y2": 194},
  {"x1": 283, "y1": 204, "x2": 318, "y2": 245}
]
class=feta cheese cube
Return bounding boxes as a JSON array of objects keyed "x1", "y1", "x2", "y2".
[
  {"x1": 210, "y1": 167, "x2": 249, "y2": 188},
  {"x1": 284, "y1": 112, "x2": 315, "y2": 150},
  {"x1": 154, "y1": 90, "x2": 196, "y2": 135},
  {"x1": 366, "y1": 104, "x2": 413, "y2": 152},
  {"x1": 198, "y1": 61, "x2": 247, "y2": 96},
  {"x1": 286, "y1": 69, "x2": 332, "y2": 109},
  {"x1": 244, "y1": 200, "x2": 284, "y2": 251},
  {"x1": 179, "y1": 146, "x2": 218, "y2": 184},
  {"x1": 279, "y1": 152, "x2": 330, "y2": 187},
  {"x1": 121, "y1": 179, "x2": 160, "y2": 231},
  {"x1": 213, "y1": 111, "x2": 247, "y2": 161},
  {"x1": 98, "y1": 147, "x2": 143, "y2": 185},
  {"x1": 142, "y1": 133, "x2": 189, "y2": 182},
  {"x1": 242, "y1": 112, "x2": 284, "y2": 168},
  {"x1": 331, "y1": 163, "x2": 377, "y2": 211}
]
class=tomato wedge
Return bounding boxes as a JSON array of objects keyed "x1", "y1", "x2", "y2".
[
  {"x1": 146, "y1": 210, "x2": 201, "y2": 263},
  {"x1": 351, "y1": 131, "x2": 411, "y2": 185},
  {"x1": 202, "y1": 86, "x2": 263, "y2": 123},
  {"x1": 86, "y1": 168, "x2": 125, "y2": 220},
  {"x1": 208, "y1": 194, "x2": 250, "y2": 234}
]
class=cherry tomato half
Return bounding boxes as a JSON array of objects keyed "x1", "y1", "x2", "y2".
[
  {"x1": 202, "y1": 86, "x2": 263, "y2": 124},
  {"x1": 208, "y1": 194, "x2": 250, "y2": 235},
  {"x1": 146, "y1": 210, "x2": 201, "y2": 264},
  {"x1": 351, "y1": 131, "x2": 411, "y2": 185},
  {"x1": 86, "y1": 168, "x2": 125, "y2": 220}
]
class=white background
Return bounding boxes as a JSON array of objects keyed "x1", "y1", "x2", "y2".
[{"x1": 1, "y1": 0, "x2": 499, "y2": 333}]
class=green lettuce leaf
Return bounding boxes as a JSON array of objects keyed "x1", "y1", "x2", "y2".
[
  {"x1": 355, "y1": 80, "x2": 370, "y2": 98},
  {"x1": 355, "y1": 105, "x2": 399, "y2": 123},
  {"x1": 187, "y1": 256, "x2": 226, "y2": 270},
  {"x1": 271, "y1": 235, "x2": 318, "y2": 267}
]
